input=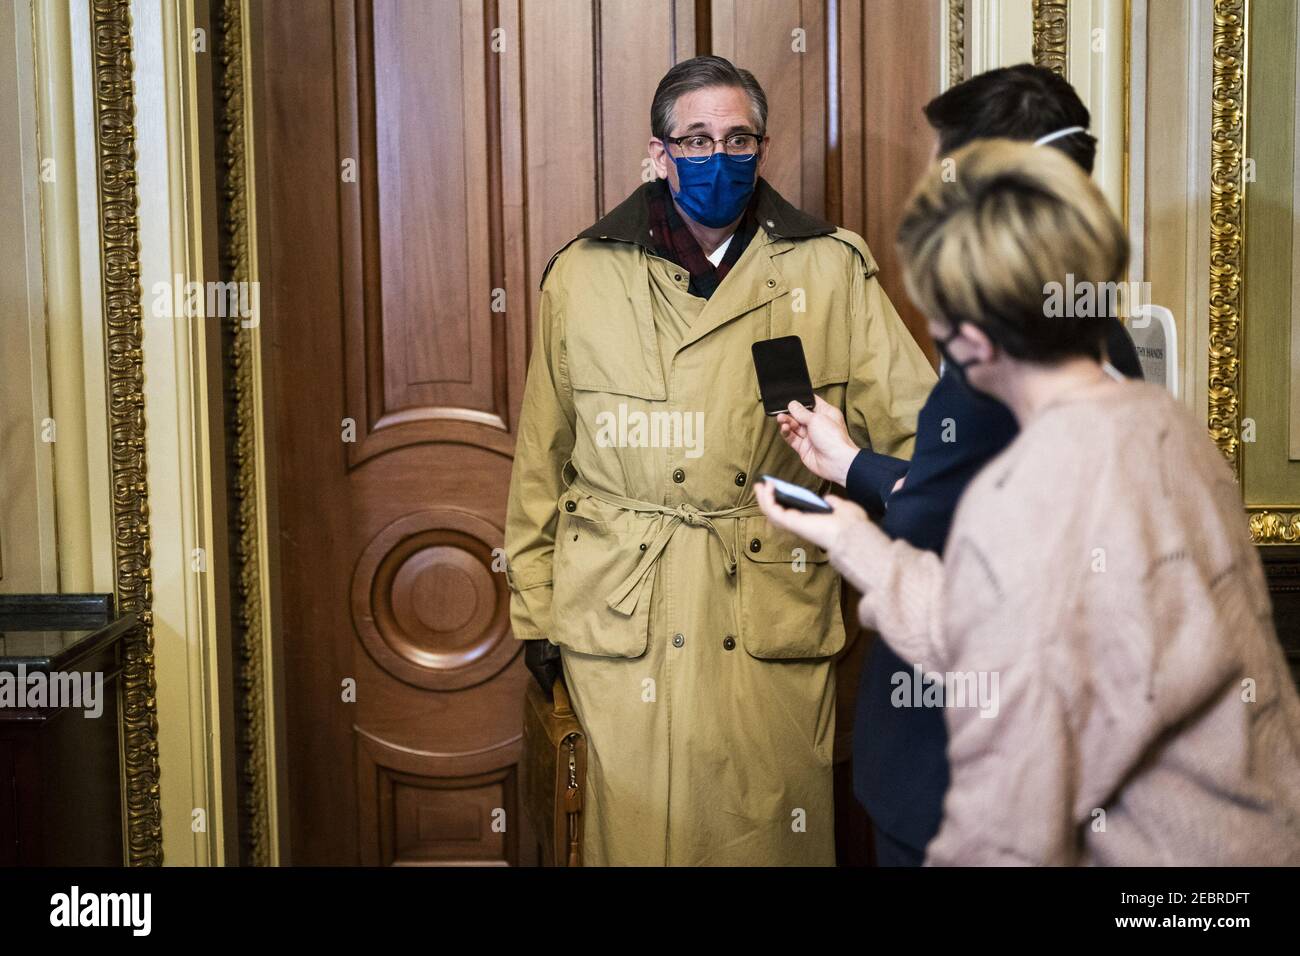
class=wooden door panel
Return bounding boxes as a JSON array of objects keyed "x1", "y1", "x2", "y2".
[
  {"x1": 263, "y1": 0, "x2": 532, "y2": 865},
  {"x1": 370, "y1": 0, "x2": 486, "y2": 410}
]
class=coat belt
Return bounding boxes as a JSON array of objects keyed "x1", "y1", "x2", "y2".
[{"x1": 564, "y1": 476, "x2": 763, "y2": 617}]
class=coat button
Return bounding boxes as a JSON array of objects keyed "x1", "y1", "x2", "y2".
[
  {"x1": 674, "y1": 273, "x2": 683, "y2": 282},
  {"x1": 672, "y1": 468, "x2": 685, "y2": 483},
  {"x1": 735, "y1": 472, "x2": 746, "y2": 486},
  {"x1": 766, "y1": 278, "x2": 776, "y2": 288},
  {"x1": 722, "y1": 635, "x2": 736, "y2": 651},
  {"x1": 639, "y1": 542, "x2": 647, "y2": 551},
  {"x1": 749, "y1": 537, "x2": 762, "y2": 553},
  {"x1": 765, "y1": 219, "x2": 775, "y2": 229},
  {"x1": 672, "y1": 633, "x2": 685, "y2": 648},
  {"x1": 565, "y1": 500, "x2": 577, "y2": 512}
]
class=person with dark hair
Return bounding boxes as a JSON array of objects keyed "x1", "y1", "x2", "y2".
[
  {"x1": 922, "y1": 63, "x2": 1139, "y2": 377},
  {"x1": 759, "y1": 140, "x2": 1300, "y2": 865},
  {"x1": 769, "y1": 64, "x2": 1145, "y2": 867},
  {"x1": 504, "y1": 55, "x2": 935, "y2": 865},
  {"x1": 924, "y1": 63, "x2": 1098, "y2": 171}
]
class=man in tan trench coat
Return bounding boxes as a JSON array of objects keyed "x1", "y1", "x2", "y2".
[{"x1": 505, "y1": 56, "x2": 934, "y2": 865}]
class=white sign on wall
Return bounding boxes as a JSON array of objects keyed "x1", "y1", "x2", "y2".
[{"x1": 1127, "y1": 304, "x2": 1179, "y2": 398}]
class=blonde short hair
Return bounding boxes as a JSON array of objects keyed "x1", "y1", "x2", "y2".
[{"x1": 896, "y1": 138, "x2": 1129, "y2": 362}]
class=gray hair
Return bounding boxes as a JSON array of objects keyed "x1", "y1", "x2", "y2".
[{"x1": 650, "y1": 56, "x2": 768, "y2": 140}]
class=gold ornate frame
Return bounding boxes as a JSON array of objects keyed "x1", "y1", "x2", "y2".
[
  {"x1": 1211, "y1": 0, "x2": 1300, "y2": 543},
  {"x1": 1210, "y1": 0, "x2": 1246, "y2": 480},
  {"x1": 1032, "y1": 0, "x2": 1069, "y2": 79},
  {"x1": 90, "y1": 0, "x2": 162, "y2": 865},
  {"x1": 216, "y1": 0, "x2": 273, "y2": 863},
  {"x1": 948, "y1": 0, "x2": 965, "y2": 88}
]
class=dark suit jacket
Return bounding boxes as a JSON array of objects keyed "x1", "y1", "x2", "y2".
[{"x1": 842, "y1": 318, "x2": 1141, "y2": 853}]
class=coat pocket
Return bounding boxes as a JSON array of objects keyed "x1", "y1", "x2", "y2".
[
  {"x1": 549, "y1": 491, "x2": 655, "y2": 658},
  {"x1": 736, "y1": 515, "x2": 846, "y2": 660}
]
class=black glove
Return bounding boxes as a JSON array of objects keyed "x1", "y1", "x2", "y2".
[{"x1": 525, "y1": 639, "x2": 563, "y2": 696}]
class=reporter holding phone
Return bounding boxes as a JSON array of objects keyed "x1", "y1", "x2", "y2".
[
  {"x1": 758, "y1": 139, "x2": 1300, "y2": 865},
  {"x1": 774, "y1": 64, "x2": 1145, "y2": 868}
]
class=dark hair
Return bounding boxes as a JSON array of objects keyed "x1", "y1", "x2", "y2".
[
  {"x1": 650, "y1": 56, "x2": 768, "y2": 140},
  {"x1": 923, "y1": 64, "x2": 1096, "y2": 173}
]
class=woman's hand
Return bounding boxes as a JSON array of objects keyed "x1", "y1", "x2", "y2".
[
  {"x1": 775, "y1": 395, "x2": 860, "y2": 486},
  {"x1": 754, "y1": 480, "x2": 870, "y2": 553}
]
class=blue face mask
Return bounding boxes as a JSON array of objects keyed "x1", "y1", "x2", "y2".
[{"x1": 669, "y1": 153, "x2": 758, "y2": 228}]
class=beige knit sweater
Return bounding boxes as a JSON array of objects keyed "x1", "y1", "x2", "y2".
[{"x1": 829, "y1": 379, "x2": 1300, "y2": 865}]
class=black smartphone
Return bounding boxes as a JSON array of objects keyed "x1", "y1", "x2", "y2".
[
  {"x1": 752, "y1": 335, "x2": 815, "y2": 416},
  {"x1": 761, "y1": 474, "x2": 834, "y2": 514}
]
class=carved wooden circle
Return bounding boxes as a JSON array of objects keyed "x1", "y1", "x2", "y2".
[{"x1": 351, "y1": 509, "x2": 514, "y2": 690}]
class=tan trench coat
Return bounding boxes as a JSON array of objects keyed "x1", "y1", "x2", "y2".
[{"x1": 505, "y1": 179, "x2": 935, "y2": 865}]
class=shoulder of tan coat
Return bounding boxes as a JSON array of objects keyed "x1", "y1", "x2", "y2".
[
  {"x1": 540, "y1": 237, "x2": 591, "y2": 291},
  {"x1": 541, "y1": 235, "x2": 641, "y2": 291},
  {"x1": 821, "y1": 227, "x2": 880, "y2": 279}
]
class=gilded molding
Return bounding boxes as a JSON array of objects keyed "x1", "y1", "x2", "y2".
[
  {"x1": 90, "y1": 0, "x2": 162, "y2": 864},
  {"x1": 1209, "y1": 1, "x2": 1246, "y2": 480},
  {"x1": 217, "y1": 0, "x2": 271, "y2": 865},
  {"x1": 948, "y1": 0, "x2": 965, "y2": 88},
  {"x1": 1210, "y1": 1, "x2": 1293, "y2": 547},
  {"x1": 1249, "y1": 510, "x2": 1300, "y2": 544},
  {"x1": 1032, "y1": 0, "x2": 1069, "y2": 79}
]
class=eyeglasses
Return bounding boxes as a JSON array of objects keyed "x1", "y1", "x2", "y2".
[{"x1": 663, "y1": 132, "x2": 762, "y2": 163}]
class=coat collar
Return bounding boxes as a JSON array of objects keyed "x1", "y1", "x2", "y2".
[{"x1": 541, "y1": 178, "x2": 835, "y2": 287}]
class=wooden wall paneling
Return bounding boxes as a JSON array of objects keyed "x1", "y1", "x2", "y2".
[
  {"x1": 597, "y1": 1, "x2": 694, "y2": 214},
  {"x1": 500, "y1": 0, "x2": 530, "y2": 429},
  {"x1": 262, "y1": 0, "x2": 358, "y2": 865},
  {"x1": 861, "y1": 0, "x2": 943, "y2": 361},
  {"x1": 833, "y1": 0, "x2": 863, "y2": 230},
  {"x1": 522, "y1": 0, "x2": 599, "y2": 332}
]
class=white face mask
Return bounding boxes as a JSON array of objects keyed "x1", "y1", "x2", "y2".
[{"x1": 1033, "y1": 125, "x2": 1087, "y2": 147}]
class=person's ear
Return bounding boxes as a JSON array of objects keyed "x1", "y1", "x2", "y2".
[
  {"x1": 757, "y1": 136, "x2": 769, "y2": 176},
  {"x1": 649, "y1": 138, "x2": 670, "y2": 180},
  {"x1": 959, "y1": 321, "x2": 998, "y2": 363}
]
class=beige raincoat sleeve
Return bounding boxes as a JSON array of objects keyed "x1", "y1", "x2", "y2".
[
  {"x1": 842, "y1": 256, "x2": 935, "y2": 459},
  {"x1": 504, "y1": 283, "x2": 575, "y2": 641}
]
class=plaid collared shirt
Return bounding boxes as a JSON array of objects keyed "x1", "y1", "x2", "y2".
[{"x1": 646, "y1": 179, "x2": 758, "y2": 299}]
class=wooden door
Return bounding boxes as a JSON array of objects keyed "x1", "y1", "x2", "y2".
[{"x1": 256, "y1": 0, "x2": 938, "y2": 866}]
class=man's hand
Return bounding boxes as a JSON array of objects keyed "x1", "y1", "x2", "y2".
[
  {"x1": 524, "y1": 639, "x2": 563, "y2": 695},
  {"x1": 754, "y1": 479, "x2": 871, "y2": 553},
  {"x1": 775, "y1": 395, "x2": 861, "y2": 486}
]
